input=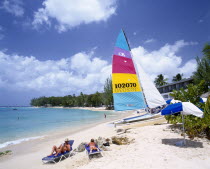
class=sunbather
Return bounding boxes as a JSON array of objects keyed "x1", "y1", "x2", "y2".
[
  {"x1": 48, "y1": 138, "x2": 71, "y2": 156},
  {"x1": 88, "y1": 139, "x2": 99, "y2": 153}
]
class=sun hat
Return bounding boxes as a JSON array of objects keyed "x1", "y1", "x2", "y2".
[{"x1": 65, "y1": 138, "x2": 69, "y2": 142}]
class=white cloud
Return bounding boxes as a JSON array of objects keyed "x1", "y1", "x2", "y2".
[
  {"x1": 144, "y1": 38, "x2": 155, "y2": 44},
  {"x1": 0, "y1": 50, "x2": 111, "y2": 96},
  {"x1": 0, "y1": 40, "x2": 198, "y2": 102},
  {"x1": 1, "y1": 0, "x2": 24, "y2": 17},
  {"x1": 71, "y1": 52, "x2": 107, "y2": 75},
  {"x1": 32, "y1": 8, "x2": 51, "y2": 29},
  {"x1": 132, "y1": 40, "x2": 198, "y2": 81},
  {"x1": 32, "y1": 0, "x2": 117, "y2": 32}
]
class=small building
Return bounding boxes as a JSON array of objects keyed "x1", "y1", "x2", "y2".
[{"x1": 157, "y1": 78, "x2": 193, "y2": 100}]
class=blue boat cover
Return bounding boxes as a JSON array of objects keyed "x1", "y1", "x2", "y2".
[
  {"x1": 161, "y1": 103, "x2": 183, "y2": 115},
  {"x1": 166, "y1": 99, "x2": 172, "y2": 104}
]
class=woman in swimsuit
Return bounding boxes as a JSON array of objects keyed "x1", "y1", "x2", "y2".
[
  {"x1": 88, "y1": 139, "x2": 99, "y2": 153},
  {"x1": 49, "y1": 138, "x2": 71, "y2": 156}
]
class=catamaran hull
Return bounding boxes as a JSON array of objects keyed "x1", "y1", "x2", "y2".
[{"x1": 114, "y1": 113, "x2": 161, "y2": 124}]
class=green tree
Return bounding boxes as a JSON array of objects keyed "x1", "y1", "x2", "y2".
[
  {"x1": 86, "y1": 95, "x2": 93, "y2": 107},
  {"x1": 103, "y1": 76, "x2": 113, "y2": 109},
  {"x1": 154, "y1": 74, "x2": 168, "y2": 87},
  {"x1": 168, "y1": 81, "x2": 210, "y2": 139},
  {"x1": 91, "y1": 92, "x2": 102, "y2": 107},
  {"x1": 80, "y1": 92, "x2": 85, "y2": 107},
  {"x1": 193, "y1": 43, "x2": 210, "y2": 90},
  {"x1": 170, "y1": 80, "x2": 206, "y2": 109},
  {"x1": 202, "y1": 43, "x2": 210, "y2": 59},
  {"x1": 172, "y1": 73, "x2": 183, "y2": 82},
  {"x1": 204, "y1": 95, "x2": 210, "y2": 139}
]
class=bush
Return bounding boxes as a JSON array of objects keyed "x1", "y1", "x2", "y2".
[{"x1": 166, "y1": 81, "x2": 210, "y2": 140}]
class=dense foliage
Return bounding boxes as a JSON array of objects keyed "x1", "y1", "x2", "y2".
[
  {"x1": 165, "y1": 44, "x2": 210, "y2": 139},
  {"x1": 193, "y1": 43, "x2": 210, "y2": 91},
  {"x1": 166, "y1": 81, "x2": 210, "y2": 140},
  {"x1": 31, "y1": 92, "x2": 103, "y2": 107},
  {"x1": 103, "y1": 77, "x2": 114, "y2": 109},
  {"x1": 31, "y1": 77, "x2": 114, "y2": 109}
]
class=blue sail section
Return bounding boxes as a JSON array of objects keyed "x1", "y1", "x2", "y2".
[
  {"x1": 113, "y1": 92, "x2": 146, "y2": 111},
  {"x1": 115, "y1": 30, "x2": 130, "y2": 51}
]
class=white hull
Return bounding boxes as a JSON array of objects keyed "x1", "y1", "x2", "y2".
[{"x1": 114, "y1": 113, "x2": 161, "y2": 124}]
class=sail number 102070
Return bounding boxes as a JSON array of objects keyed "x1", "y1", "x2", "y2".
[{"x1": 115, "y1": 83, "x2": 137, "y2": 88}]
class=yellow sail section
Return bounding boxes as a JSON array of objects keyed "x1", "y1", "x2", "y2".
[{"x1": 112, "y1": 73, "x2": 141, "y2": 93}]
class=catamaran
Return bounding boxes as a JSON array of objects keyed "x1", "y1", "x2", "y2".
[{"x1": 112, "y1": 29, "x2": 166, "y2": 122}]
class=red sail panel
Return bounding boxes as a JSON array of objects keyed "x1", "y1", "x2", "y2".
[{"x1": 112, "y1": 55, "x2": 136, "y2": 74}]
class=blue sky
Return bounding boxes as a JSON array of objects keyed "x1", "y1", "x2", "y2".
[{"x1": 0, "y1": 0, "x2": 209, "y2": 106}]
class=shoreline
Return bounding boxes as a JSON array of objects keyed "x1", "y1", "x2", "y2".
[
  {"x1": 1, "y1": 111, "x2": 209, "y2": 169},
  {"x1": 35, "y1": 106, "x2": 112, "y2": 111},
  {"x1": 0, "y1": 107, "x2": 131, "y2": 150},
  {"x1": 0, "y1": 110, "x2": 132, "y2": 156}
]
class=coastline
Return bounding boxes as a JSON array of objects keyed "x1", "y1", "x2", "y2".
[
  {"x1": 1, "y1": 111, "x2": 209, "y2": 169},
  {"x1": 0, "y1": 110, "x2": 132, "y2": 159},
  {"x1": 0, "y1": 107, "x2": 127, "y2": 149},
  {"x1": 35, "y1": 106, "x2": 112, "y2": 111}
]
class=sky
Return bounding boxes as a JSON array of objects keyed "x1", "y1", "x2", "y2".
[{"x1": 0, "y1": 0, "x2": 209, "y2": 106}]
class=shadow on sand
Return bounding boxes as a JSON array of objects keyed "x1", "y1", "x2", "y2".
[
  {"x1": 88, "y1": 153, "x2": 103, "y2": 160},
  {"x1": 42, "y1": 153, "x2": 75, "y2": 165},
  {"x1": 162, "y1": 138, "x2": 203, "y2": 148}
]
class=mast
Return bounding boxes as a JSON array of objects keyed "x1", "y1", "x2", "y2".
[
  {"x1": 121, "y1": 29, "x2": 148, "y2": 111},
  {"x1": 121, "y1": 29, "x2": 131, "y2": 50},
  {"x1": 122, "y1": 29, "x2": 166, "y2": 110}
]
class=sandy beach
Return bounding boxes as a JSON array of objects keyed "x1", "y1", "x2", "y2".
[{"x1": 0, "y1": 113, "x2": 209, "y2": 169}]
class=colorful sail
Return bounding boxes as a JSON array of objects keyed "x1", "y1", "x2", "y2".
[{"x1": 112, "y1": 30, "x2": 146, "y2": 111}]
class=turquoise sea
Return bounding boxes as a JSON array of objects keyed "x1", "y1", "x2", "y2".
[{"x1": 0, "y1": 107, "x2": 117, "y2": 149}]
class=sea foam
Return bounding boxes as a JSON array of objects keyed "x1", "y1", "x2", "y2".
[{"x1": 0, "y1": 136, "x2": 44, "y2": 149}]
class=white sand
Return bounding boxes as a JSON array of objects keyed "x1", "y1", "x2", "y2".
[{"x1": 0, "y1": 117, "x2": 210, "y2": 169}]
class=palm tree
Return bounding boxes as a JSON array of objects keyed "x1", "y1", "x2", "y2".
[
  {"x1": 172, "y1": 73, "x2": 183, "y2": 82},
  {"x1": 202, "y1": 43, "x2": 210, "y2": 59},
  {"x1": 154, "y1": 74, "x2": 168, "y2": 87},
  {"x1": 103, "y1": 76, "x2": 113, "y2": 109},
  {"x1": 193, "y1": 43, "x2": 210, "y2": 90}
]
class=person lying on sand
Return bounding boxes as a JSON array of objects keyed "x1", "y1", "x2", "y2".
[
  {"x1": 88, "y1": 139, "x2": 99, "y2": 153},
  {"x1": 48, "y1": 138, "x2": 71, "y2": 156}
]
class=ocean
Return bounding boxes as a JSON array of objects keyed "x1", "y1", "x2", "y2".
[{"x1": 0, "y1": 107, "x2": 118, "y2": 149}]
